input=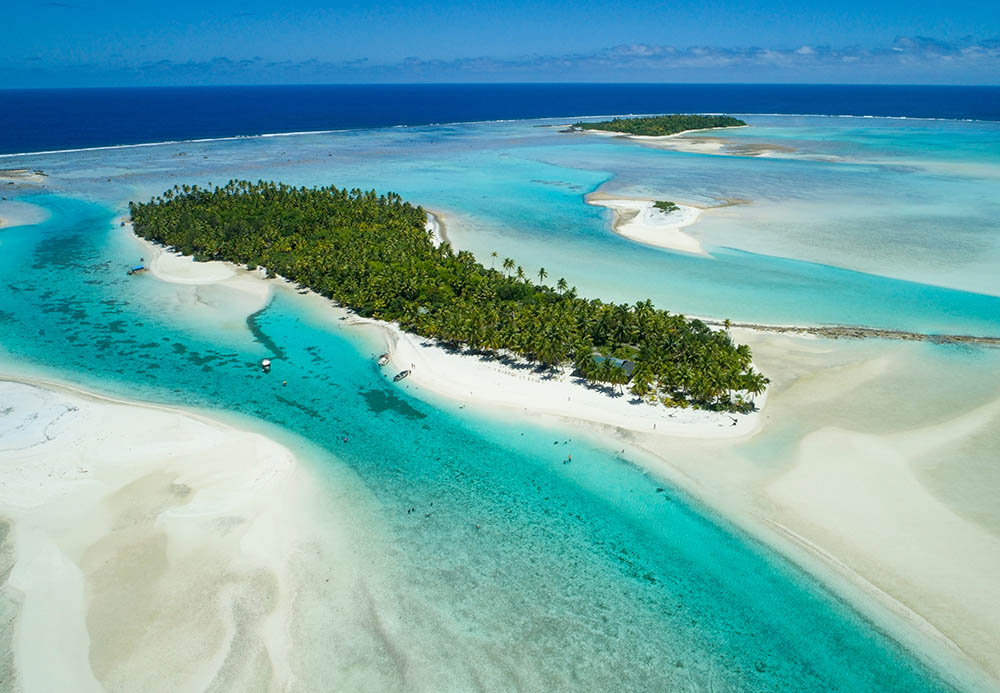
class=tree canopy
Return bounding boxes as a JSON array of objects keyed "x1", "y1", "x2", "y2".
[
  {"x1": 130, "y1": 180, "x2": 767, "y2": 412},
  {"x1": 654, "y1": 200, "x2": 680, "y2": 213},
  {"x1": 574, "y1": 114, "x2": 746, "y2": 136}
]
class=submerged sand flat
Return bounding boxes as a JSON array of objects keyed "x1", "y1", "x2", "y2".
[
  {"x1": 0, "y1": 169, "x2": 47, "y2": 187},
  {"x1": 0, "y1": 378, "x2": 341, "y2": 690},
  {"x1": 0, "y1": 200, "x2": 50, "y2": 230},
  {"x1": 631, "y1": 330, "x2": 1000, "y2": 687}
]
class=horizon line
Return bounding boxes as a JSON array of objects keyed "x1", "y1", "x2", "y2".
[{"x1": 3, "y1": 81, "x2": 1000, "y2": 92}]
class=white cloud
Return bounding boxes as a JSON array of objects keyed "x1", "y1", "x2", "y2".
[{"x1": 4, "y1": 36, "x2": 1000, "y2": 86}]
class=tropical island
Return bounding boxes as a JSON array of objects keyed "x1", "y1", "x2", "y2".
[
  {"x1": 572, "y1": 114, "x2": 746, "y2": 136},
  {"x1": 130, "y1": 180, "x2": 767, "y2": 412}
]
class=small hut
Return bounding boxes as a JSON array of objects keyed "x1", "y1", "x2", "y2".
[{"x1": 572, "y1": 355, "x2": 636, "y2": 381}]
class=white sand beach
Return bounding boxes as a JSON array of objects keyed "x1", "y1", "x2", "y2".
[
  {"x1": 571, "y1": 124, "x2": 818, "y2": 160},
  {"x1": 426, "y1": 211, "x2": 446, "y2": 247},
  {"x1": 358, "y1": 318, "x2": 761, "y2": 439},
  {"x1": 572, "y1": 125, "x2": 744, "y2": 155},
  {"x1": 131, "y1": 223, "x2": 272, "y2": 311},
  {"x1": 130, "y1": 226, "x2": 763, "y2": 440},
  {"x1": 0, "y1": 377, "x2": 317, "y2": 690},
  {"x1": 586, "y1": 194, "x2": 708, "y2": 255}
]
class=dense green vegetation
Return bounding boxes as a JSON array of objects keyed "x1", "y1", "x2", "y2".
[
  {"x1": 574, "y1": 114, "x2": 746, "y2": 136},
  {"x1": 130, "y1": 180, "x2": 767, "y2": 412},
  {"x1": 653, "y1": 200, "x2": 679, "y2": 213}
]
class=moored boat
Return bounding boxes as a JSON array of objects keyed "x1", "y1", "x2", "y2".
[
  {"x1": 392, "y1": 369, "x2": 411, "y2": 382},
  {"x1": 377, "y1": 352, "x2": 390, "y2": 367}
]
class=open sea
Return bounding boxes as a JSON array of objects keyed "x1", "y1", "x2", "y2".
[
  {"x1": 1, "y1": 83, "x2": 998, "y2": 155},
  {"x1": 2, "y1": 84, "x2": 999, "y2": 690}
]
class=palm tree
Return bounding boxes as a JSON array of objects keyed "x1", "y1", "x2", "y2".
[
  {"x1": 537, "y1": 267, "x2": 548, "y2": 284},
  {"x1": 516, "y1": 266, "x2": 525, "y2": 281},
  {"x1": 557, "y1": 277, "x2": 568, "y2": 294},
  {"x1": 629, "y1": 363, "x2": 654, "y2": 399},
  {"x1": 609, "y1": 364, "x2": 629, "y2": 394},
  {"x1": 490, "y1": 251, "x2": 498, "y2": 269},
  {"x1": 502, "y1": 257, "x2": 515, "y2": 276}
]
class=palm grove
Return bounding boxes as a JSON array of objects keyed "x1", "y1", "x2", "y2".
[
  {"x1": 573, "y1": 114, "x2": 746, "y2": 136},
  {"x1": 130, "y1": 181, "x2": 767, "y2": 412}
]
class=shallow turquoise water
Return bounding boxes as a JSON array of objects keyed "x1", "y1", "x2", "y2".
[
  {"x1": 4, "y1": 115, "x2": 999, "y2": 687},
  {"x1": 15, "y1": 115, "x2": 1000, "y2": 334},
  {"x1": 0, "y1": 196, "x2": 958, "y2": 690}
]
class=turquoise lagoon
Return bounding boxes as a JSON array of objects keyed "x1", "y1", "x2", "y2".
[
  {"x1": 3, "y1": 115, "x2": 999, "y2": 689},
  {"x1": 19, "y1": 115, "x2": 1000, "y2": 334}
]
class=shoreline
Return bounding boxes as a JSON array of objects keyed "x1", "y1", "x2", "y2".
[
  {"x1": 425, "y1": 210, "x2": 449, "y2": 247},
  {"x1": 570, "y1": 124, "x2": 814, "y2": 160},
  {"x1": 129, "y1": 223, "x2": 765, "y2": 441},
  {"x1": 567, "y1": 124, "x2": 749, "y2": 140},
  {"x1": 569, "y1": 123, "x2": 750, "y2": 156},
  {"x1": 356, "y1": 315, "x2": 762, "y2": 439},
  {"x1": 127, "y1": 220, "x2": 274, "y2": 312},
  {"x1": 125, "y1": 217, "x2": 999, "y2": 688},
  {"x1": 586, "y1": 193, "x2": 709, "y2": 255}
]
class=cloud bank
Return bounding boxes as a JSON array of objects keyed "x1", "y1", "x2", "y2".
[{"x1": 5, "y1": 36, "x2": 999, "y2": 87}]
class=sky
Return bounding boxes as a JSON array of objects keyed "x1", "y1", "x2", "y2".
[{"x1": 3, "y1": 0, "x2": 999, "y2": 87}]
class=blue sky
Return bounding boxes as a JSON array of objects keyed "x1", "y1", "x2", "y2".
[{"x1": 4, "y1": 0, "x2": 999, "y2": 86}]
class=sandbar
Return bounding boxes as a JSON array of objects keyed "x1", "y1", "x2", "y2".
[
  {"x1": 0, "y1": 376, "x2": 314, "y2": 690},
  {"x1": 0, "y1": 169, "x2": 47, "y2": 186},
  {"x1": 587, "y1": 193, "x2": 708, "y2": 255}
]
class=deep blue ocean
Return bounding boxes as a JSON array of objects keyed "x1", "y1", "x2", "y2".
[{"x1": 1, "y1": 83, "x2": 999, "y2": 155}]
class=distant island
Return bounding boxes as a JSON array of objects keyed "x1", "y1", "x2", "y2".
[
  {"x1": 572, "y1": 114, "x2": 746, "y2": 136},
  {"x1": 130, "y1": 181, "x2": 766, "y2": 412}
]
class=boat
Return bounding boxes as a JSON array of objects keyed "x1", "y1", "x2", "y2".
[
  {"x1": 377, "y1": 352, "x2": 390, "y2": 367},
  {"x1": 261, "y1": 358, "x2": 271, "y2": 373},
  {"x1": 392, "y1": 369, "x2": 411, "y2": 382}
]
